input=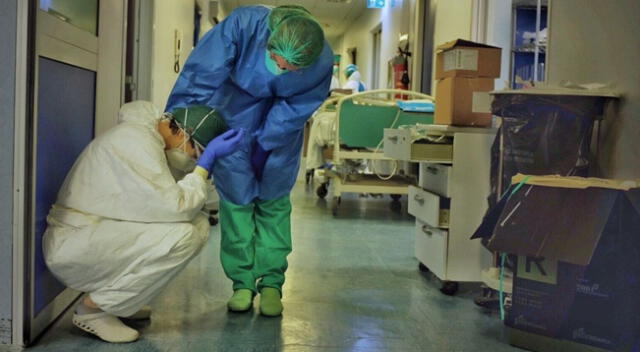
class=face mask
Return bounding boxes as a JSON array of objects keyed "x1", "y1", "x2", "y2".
[
  {"x1": 165, "y1": 107, "x2": 212, "y2": 173},
  {"x1": 265, "y1": 50, "x2": 288, "y2": 75},
  {"x1": 166, "y1": 148, "x2": 196, "y2": 173},
  {"x1": 166, "y1": 138, "x2": 196, "y2": 173}
]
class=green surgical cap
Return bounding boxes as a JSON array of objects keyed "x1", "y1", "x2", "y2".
[
  {"x1": 345, "y1": 64, "x2": 358, "y2": 77},
  {"x1": 268, "y1": 5, "x2": 312, "y2": 31},
  {"x1": 267, "y1": 15, "x2": 325, "y2": 68},
  {"x1": 170, "y1": 105, "x2": 228, "y2": 147}
]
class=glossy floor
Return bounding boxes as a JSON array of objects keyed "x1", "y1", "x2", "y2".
[{"x1": 26, "y1": 182, "x2": 522, "y2": 352}]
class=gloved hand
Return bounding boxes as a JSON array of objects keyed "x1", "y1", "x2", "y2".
[
  {"x1": 196, "y1": 129, "x2": 245, "y2": 172},
  {"x1": 251, "y1": 141, "x2": 271, "y2": 182}
]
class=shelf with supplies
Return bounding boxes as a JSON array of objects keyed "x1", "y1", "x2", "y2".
[
  {"x1": 384, "y1": 124, "x2": 496, "y2": 295},
  {"x1": 512, "y1": 44, "x2": 547, "y2": 53},
  {"x1": 511, "y1": 5, "x2": 548, "y2": 88}
]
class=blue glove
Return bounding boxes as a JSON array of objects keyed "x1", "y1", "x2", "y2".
[
  {"x1": 196, "y1": 129, "x2": 245, "y2": 172},
  {"x1": 251, "y1": 142, "x2": 271, "y2": 182}
]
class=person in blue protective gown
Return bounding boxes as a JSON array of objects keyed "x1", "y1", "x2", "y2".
[{"x1": 165, "y1": 5, "x2": 333, "y2": 316}]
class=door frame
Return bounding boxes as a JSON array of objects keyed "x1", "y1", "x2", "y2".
[
  {"x1": 126, "y1": 0, "x2": 154, "y2": 102},
  {"x1": 12, "y1": 0, "x2": 31, "y2": 345},
  {"x1": 371, "y1": 23, "x2": 382, "y2": 90},
  {"x1": 28, "y1": 7, "x2": 99, "y2": 343},
  {"x1": 416, "y1": 0, "x2": 436, "y2": 94},
  {"x1": 12, "y1": 0, "x2": 127, "y2": 345}
]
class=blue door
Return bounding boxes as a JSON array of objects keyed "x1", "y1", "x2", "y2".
[{"x1": 34, "y1": 57, "x2": 96, "y2": 314}]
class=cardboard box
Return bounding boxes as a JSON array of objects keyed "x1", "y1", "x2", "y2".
[
  {"x1": 435, "y1": 39, "x2": 502, "y2": 79},
  {"x1": 472, "y1": 175, "x2": 640, "y2": 352},
  {"x1": 435, "y1": 77, "x2": 494, "y2": 127},
  {"x1": 508, "y1": 328, "x2": 608, "y2": 352}
]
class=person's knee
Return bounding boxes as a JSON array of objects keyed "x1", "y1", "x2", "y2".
[{"x1": 174, "y1": 215, "x2": 210, "y2": 256}]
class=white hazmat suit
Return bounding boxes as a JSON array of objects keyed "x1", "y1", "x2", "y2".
[
  {"x1": 342, "y1": 71, "x2": 366, "y2": 92},
  {"x1": 43, "y1": 101, "x2": 211, "y2": 317}
]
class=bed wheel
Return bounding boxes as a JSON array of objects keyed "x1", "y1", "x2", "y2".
[
  {"x1": 418, "y1": 262, "x2": 430, "y2": 273},
  {"x1": 316, "y1": 184, "x2": 328, "y2": 199},
  {"x1": 440, "y1": 281, "x2": 459, "y2": 296}
]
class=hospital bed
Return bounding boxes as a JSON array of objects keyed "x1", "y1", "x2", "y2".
[
  {"x1": 304, "y1": 95, "x2": 341, "y2": 185},
  {"x1": 308, "y1": 89, "x2": 435, "y2": 215}
]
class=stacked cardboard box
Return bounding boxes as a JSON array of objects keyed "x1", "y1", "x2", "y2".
[
  {"x1": 473, "y1": 175, "x2": 640, "y2": 351},
  {"x1": 434, "y1": 39, "x2": 502, "y2": 127}
]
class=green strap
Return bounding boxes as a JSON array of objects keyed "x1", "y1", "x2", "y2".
[
  {"x1": 510, "y1": 175, "x2": 532, "y2": 197},
  {"x1": 500, "y1": 175, "x2": 531, "y2": 321}
]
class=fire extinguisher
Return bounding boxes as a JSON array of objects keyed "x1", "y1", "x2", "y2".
[{"x1": 393, "y1": 45, "x2": 411, "y2": 99}]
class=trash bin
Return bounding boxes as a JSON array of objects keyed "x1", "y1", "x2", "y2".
[{"x1": 489, "y1": 90, "x2": 614, "y2": 205}]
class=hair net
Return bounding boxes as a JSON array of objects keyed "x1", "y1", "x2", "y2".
[
  {"x1": 268, "y1": 5, "x2": 312, "y2": 31},
  {"x1": 169, "y1": 105, "x2": 228, "y2": 148},
  {"x1": 345, "y1": 64, "x2": 358, "y2": 78},
  {"x1": 267, "y1": 15, "x2": 325, "y2": 68}
]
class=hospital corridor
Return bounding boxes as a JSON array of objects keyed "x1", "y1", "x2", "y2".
[
  {"x1": 1, "y1": 0, "x2": 640, "y2": 351},
  {"x1": 22, "y1": 186, "x2": 513, "y2": 351}
]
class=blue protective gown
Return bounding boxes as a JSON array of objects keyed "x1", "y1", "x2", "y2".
[{"x1": 166, "y1": 6, "x2": 333, "y2": 205}]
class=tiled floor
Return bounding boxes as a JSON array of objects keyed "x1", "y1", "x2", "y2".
[{"x1": 23, "y1": 181, "x2": 522, "y2": 351}]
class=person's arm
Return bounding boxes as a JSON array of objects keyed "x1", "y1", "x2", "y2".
[
  {"x1": 79, "y1": 131, "x2": 210, "y2": 223},
  {"x1": 124, "y1": 128, "x2": 244, "y2": 222},
  {"x1": 193, "y1": 166, "x2": 210, "y2": 180},
  {"x1": 257, "y1": 72, "x2": 332, "y2": 151},
  {"x1": 164, "y1": 11, "x2": 241, "y2": 112}
]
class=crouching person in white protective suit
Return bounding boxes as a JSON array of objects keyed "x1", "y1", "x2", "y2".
[{"x1": 43, "y1": 101, "x2": 244, "y2": 343}]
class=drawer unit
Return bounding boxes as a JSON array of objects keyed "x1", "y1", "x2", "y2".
[
  {"x1": 385, "y1": 126, "x2": 496, "y2": 286},
  {"x1": 415, "y1": 221, "x2": 448, "y2": 279},
  {"x1": 384, "y1": 128, "x2": 453, "y2": 162},
  {"x1": 408, "y1": 186, "x2": 450, "y2": 228},
  {"x1": 419, "y1": 163, "x2": 453, "y2": 197}
]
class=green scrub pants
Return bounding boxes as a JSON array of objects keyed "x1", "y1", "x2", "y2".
[{"x1": 219, "y1": 195, "x2": 292, "y2": 293}]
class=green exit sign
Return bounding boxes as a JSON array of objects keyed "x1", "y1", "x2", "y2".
[{"x1": 367, "y1": 0, "x2": 385, "y2": 8}]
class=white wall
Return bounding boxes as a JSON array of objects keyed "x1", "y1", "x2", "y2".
[
  {"x1": 328, "y1": 35, "x2": 343, "y2": 57},
  {"x1": 196, "y1": 0, "x2": 227, "y2": 39},
  {"x1": 339, "y1": 1, "x2": 415, "y2": 90},
  {"x1": 150, "y1": 0, "x2": 230, "y2": 111},
  {"x1": 431, "y1": 0, "x2": 474, "y2": 93},
  {"x1": 150, "y1": 0, "x2": 196, "y2": 111},
  {"x1": 547, "y1": 0, "x2": 640, "y2": 178},
  {"x1": 339, "y1": 0, "x2": 476, "y2": 94},
  {"x1": 485, "y1": 0, "x2": 513, "y2": 90}
]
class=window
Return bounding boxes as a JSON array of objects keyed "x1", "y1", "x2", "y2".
[{"x1": 40, "y1": 0, "x2": 99, "y2": 35}]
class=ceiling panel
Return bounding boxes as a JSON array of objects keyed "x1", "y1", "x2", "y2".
[
  {"x1": 275, "y1": 0, "x2": 317, "y2": 6},
  {"x1": 220, "y1": 0, "x2": 366, "y2": 38},
  {"x1": 311, "y1": 5, "x2": 350, "y2": 18},
  {"x1": 236, "y1": 0, "x2": 275, "y2": 6}
]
